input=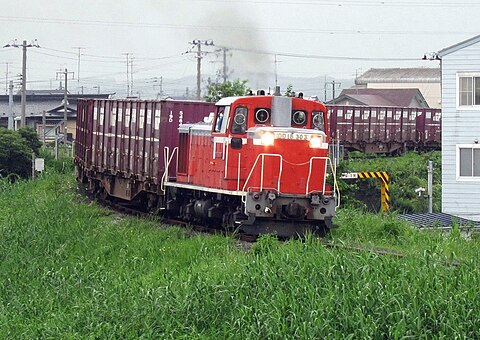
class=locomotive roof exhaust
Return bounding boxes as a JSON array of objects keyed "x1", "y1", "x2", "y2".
[{"x1": 272, "y1": 95, "x2": 292, "y2": 127}]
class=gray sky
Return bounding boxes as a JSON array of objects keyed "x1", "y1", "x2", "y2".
[{"x1": 0, "y1": 0, "x2": 479, "y2": 97}]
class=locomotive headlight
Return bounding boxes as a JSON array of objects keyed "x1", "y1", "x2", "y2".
[
  {"x1": 309, "y1": 135, "x2": 323, "y2": 148},
  {"x1": 260, "y1": 131, "x2": 275, "y2": 146}
]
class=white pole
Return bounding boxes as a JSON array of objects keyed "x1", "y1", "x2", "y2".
[{"x1": 428, "y1": 160, "x2": 433, "y2": 213}]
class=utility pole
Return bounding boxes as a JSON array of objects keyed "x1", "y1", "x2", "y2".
[
  {"x1": 7, "y1": 80, "x2": 14, "y2": 130},
  {"x1": 188, "y1": 40, "x2": 214, "y2": 100},
  {"x1": 324, "y1": 75, "x2": 327, "y2": 102},
  {"x1": 130, "y1": 57, "x2": 134, "y2": 96},
  {"x1": 3, "y1": 39, "x2": 40, "y2": 128},
  {"x1": 42, "y1": 110, "x2": 46, "y2": 147},
  {"x1": 196, "y1": 42, "x2": 201, "y2": 99},
  {"x1": 274, "y1": 54, "x2": 278, "y2": 88},
  {"x1": 325, "y1": 80, "x2": 341, "y2": 103},
  {"x1": 4, "y1": 62, "x2": 8, "y2": 95},
  {"x1": 73, "y1": 47, "x2": 85, "y2": 86},
  {"x1": 56, "y1": 68, "x2": 74, "y2": 140},
  {"x1": 152, "y1": 76, "x2": 163, "y2": 98},
  {"x1": 222, "y1": 47, "x2": 228, "y2": 83},
  {"x1": 123, "y1": 53, "x2": 131, "y2": 96}
]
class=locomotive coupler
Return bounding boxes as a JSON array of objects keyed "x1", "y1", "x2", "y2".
[{"x1": 310, "y1": 194, "x2": 321, "y2": 206}]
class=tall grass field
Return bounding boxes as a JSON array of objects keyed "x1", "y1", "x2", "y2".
[{"x1": 1, "y1": 171, "x2": 480, "y2": 338}]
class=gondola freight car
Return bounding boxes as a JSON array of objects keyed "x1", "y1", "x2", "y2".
[{"x1": 326, "y1": 105, "x2": 442, "y2": 154}]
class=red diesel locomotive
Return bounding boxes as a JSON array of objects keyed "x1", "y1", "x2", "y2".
[{"x1": 75, "y1": 94, "x2": 339, "y2": 237}]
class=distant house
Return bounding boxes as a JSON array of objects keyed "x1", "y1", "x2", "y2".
[
  {"x1": 355, "y1": 68, "x2": 441, "y2": 108},
  {"x1": 0, "y1": 90, "x2": 113, "y2": 140},
  {"x1": 326, "y1": 88, "x2": 429, "y2": 108},
  {"x1": 438, "y1": 34, "x2": 480, "y2": 222}
]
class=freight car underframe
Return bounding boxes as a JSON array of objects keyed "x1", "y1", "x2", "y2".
[
  {"x1": 342, "y1": 140, "x2": 440, "y2": 155},
  {"x1": 164, "y1": 182, "x2": 335, "y2": 237},
  {"x1": 76, "y1": 165, "x2": 335, "y2": 238}
]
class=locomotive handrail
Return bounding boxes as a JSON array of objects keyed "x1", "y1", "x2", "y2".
[
  {"x1": 242, "y1": 153, "x2": 283, "y2": 193},
  {"x1": 306, "y1": 156, "x2": 328, "y2": 196},
  {"x1": 306, "y1": 157, "x2": 340, "y2": 208},
  {"x1": 160, "y1": 146, "x2": 178, "y2": 193}
]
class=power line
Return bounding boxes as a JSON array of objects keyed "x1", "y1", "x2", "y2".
[
  {"x1": 184, "y1": 0, "x2": 480, "y2": 7},
  {"x1": 0, "y1": 15, "x2": 476, "y2": 36},
  {"x1": 216, "y1": 45, "x2": 422, "y2": 61}
]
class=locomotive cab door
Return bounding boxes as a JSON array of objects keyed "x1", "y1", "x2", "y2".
[
  {"x1": 212, "y1": 104, "x2": 249, "y2": 191},
  {"x1": 209, "y1": 106, "x2": 231, "y2": 189}
]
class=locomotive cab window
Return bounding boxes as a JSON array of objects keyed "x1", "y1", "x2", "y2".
[
  {"x1": 231, "y1": 106, "x2": 248, "y2": 134},
  {"x1": 292, "y1": 110, "x2": 307, "y2": 127},
  {"x1": 214, "y1": 106, "x2": 230, "y2": 133},
  {"x1": 312, "y1": 111, "x2": 325, "y2": 131}
]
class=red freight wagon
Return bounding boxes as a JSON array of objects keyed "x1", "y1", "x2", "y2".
[
  {"x1": 326, "y1": 105, "x2": 442, "y2": 154},
  {"x1": 423, "y1": 109, "x2": 442, "y2": 148},
  {"x1": 75, "y1": 99, "x2": 215, "y2": 201}
]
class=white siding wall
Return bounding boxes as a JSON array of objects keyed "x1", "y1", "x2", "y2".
[{"x1": 442, "y1": 42, "x2": 480, "y2": 221}]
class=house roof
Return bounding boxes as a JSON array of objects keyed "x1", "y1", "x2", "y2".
[
  {"x1": 328, "y1": 88, "x2": 428, "y2": 107},
  {"x1": 355, "y1": 67, "x2": 440, "y2": 85},
  {"x1": 0, "y1": 93, "x2": 113, "y2": 117},
  {"x1": 333, "y1": 94, "x2": 396, "y2": 106},
  {"x1": 438, "y1": 34, "x2": 480, "y2": 57}
]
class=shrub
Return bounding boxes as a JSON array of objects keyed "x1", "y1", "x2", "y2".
[{"x1": 0, "y1": 128, "x2": 34, "y2": 178}]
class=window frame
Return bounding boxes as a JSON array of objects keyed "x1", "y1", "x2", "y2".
[
  {"x1": 456, "y1": 144, "x2": 480, "y2": 181},
  {"x1": 456, "y1": 73, "x2": 480, "y2": 109},
  {"x1": 231, "y1": 106, "x2": 248, "y2": 135}
]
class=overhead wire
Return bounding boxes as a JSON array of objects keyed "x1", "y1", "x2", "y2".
[{"x1": 0, "y1": 15, "x2": 476, "y2": 36}]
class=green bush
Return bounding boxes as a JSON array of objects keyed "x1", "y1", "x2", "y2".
[
  {"x1": 0, "y1": 128, "x2": 35, "y2": 178},
  {"x1": 338, "y1": 151, "x2": 441, "y2": 213}
]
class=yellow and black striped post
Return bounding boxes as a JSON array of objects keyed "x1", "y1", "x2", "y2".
[{"x1": 357, "y1": 172, "x2": 390, "y2": 212}]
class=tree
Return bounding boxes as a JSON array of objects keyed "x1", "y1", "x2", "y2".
[
  {"x1": 18, "y1": 127, "x2": 42, "y2": 154},
  {"x1": 204, "y1": 79, "x2": 251, "y2": 103},
  {"x1": 0, "y1": 128, "x2": 33, "y2": 178},
  {"x1": 285, "y1": 84, "x2": 295, "y2": 97}
]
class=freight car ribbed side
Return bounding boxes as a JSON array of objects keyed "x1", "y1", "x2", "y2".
[
  {"x1": 326, "y1": 105, "x2": 441, "y2": 153},
  {"x1": 75, "y1": 99, "x2": 215, "y2": 201}
]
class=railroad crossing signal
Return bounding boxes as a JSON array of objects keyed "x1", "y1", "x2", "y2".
[{"x1": 341, "y1": 171, "x2": 390, "y2": 212}]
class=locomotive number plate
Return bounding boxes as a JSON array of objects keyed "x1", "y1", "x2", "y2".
[{"x1": 274, "y1": 132, "x2": 315, "y2": 141}]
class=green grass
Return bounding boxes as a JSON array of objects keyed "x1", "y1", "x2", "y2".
[{"x1": 2, "y1": 172, "x2": 480, "y2": 338}]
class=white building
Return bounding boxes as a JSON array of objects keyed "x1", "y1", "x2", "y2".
[
  {"x1": 355, "y1": 68, "x2": 441, "y2": 108},
  {"x1": 439, "y1": 34, "x2": 480, "y2": 221}
]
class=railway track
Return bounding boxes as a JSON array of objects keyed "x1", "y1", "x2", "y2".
[{"x1": 87, "y1": 190, "x2": 460, "y2": 266}]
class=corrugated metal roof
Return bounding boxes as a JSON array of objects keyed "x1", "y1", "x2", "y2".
[
  {"x1": 331, "y1": 88, "x2": 427, "y2": 108},
  {"x1": 355, "y1": 68, "x2": 440, "y2": 85},
  {"x1": 398, "y1": 213, "x2": 480, "y2": 229}
]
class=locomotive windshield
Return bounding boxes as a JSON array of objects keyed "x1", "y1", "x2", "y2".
[
  {"x1": 232, "y1": 106, "x2": 248, "y2": 134},
  {"x1": 312, "y1": 111, "x2": 325, "y2": 131}
]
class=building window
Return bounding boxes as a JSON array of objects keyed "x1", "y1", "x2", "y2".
[
  {"x1": 457, "y1": 145, "x2": 480, "y2": 179},
  {"x1": 458, "y1": 75, "x2": 480, "y2": 106}
]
